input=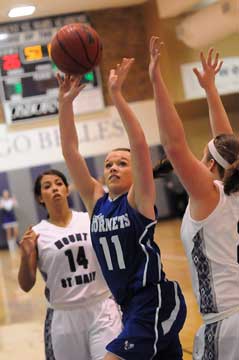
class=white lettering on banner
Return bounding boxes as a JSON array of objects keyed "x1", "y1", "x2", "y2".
[
  {"x1": 10, "y1": 100, "x2": 58, "y2": 120},
  {"x1": 0, "y1": 117, "x2": 126, "y2": 171},
  {"x1": 181, "y1": 57, "x2": 239, "y2": 100},
  {"x1": 0, "y1": 100, "x2": 160, "y2": 172}
]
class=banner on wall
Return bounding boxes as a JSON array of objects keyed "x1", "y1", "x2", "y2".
[
  {"x1": 0, "y1": 100, "x2": 160, "y2": 172},
  {"x1": 181, "y1": 56, "x2": 239, "y2": 100}
]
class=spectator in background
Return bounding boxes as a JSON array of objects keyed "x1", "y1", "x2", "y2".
[
  {"x1": 0, "y1": 189, "x2": 19, "y2": 256},
  {"x1": 153, "y1": 155, "x2": 188, "y2": 219}
]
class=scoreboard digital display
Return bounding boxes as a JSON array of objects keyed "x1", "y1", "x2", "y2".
[{"x1": 0, "y1": 13, "x2": 105, "y2": 124}]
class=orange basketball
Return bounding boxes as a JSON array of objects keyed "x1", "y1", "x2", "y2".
[{"x1": 50, "y1": 23, "x2": 102, "y2": 75}]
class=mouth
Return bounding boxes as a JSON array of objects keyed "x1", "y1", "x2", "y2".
[
  {"x1": 109, "y1": 175, "x2": 120, "y2": 181},
  {"x1": 52, "y1": 193, "x2": 61, "y2": 199}
]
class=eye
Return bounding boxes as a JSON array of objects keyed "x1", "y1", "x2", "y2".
[
  {"x1": 56, "y1": 180, "x2": 63, "y2": 186},
  {"x1": 119, "y1": 161, "x2": 127, "y2": 167},
  {"x1": 42, "y1": 183, "x2": 51, "y2": 190},
  {"x1": 105, "y1": 162, "x2": 111, "y2": 169}
]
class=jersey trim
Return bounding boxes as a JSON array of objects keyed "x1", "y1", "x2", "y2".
[
  {"x1": 203, "y1": 322, "x2": 221, "y2": 359},
  {"x1": 151, "y1": 283, "x2": 161, "y2": 360},
  {"x1": 162, "y1": 282, "x2": 180, "y2": 335},
  {"x1": 192, "y1": 228, "x2": 218, "y2": 314},
  {"x1": 44, "y1": 308, "x2": 56, "y2": 360},
  {"x1": 139, "y1": 220, "x2": 158, "y2": 287}
]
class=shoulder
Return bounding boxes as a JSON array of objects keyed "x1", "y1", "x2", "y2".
[
  {"x1": 93, "y1": 193, "x2": 110, "y2": 211},
  {"x1": 73, "y1": 210, "x2": 90, "y2": 221},
  {"x1": 32, "y1": 220, "x2": 48, "y2": 233}
]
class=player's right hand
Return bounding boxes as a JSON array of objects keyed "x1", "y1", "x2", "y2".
[
  {"x1": 19, "y1": 226, "x2": 39, "y2": 257},
  {"x1": 57, "y1": 73, "x2": 86, "y2": 104}
]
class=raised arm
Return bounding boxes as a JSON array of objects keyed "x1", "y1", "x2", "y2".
[
  {"x1": 18, "y1": 227, "x2": 38, "y2": 292},
  {"x1": 193, "y1": 48, "x2": 233, "y2": 136},
  {"x1": 57, "y1": 74, "x2": 104, "y2": 214},
  {"x1": 149, "y1": 37, "x2": 217, "y2": 209},
  {"x1": 108, "y1": 58, "x2": 155, "y2": 219}
]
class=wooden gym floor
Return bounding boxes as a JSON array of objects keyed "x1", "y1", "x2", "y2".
[{"x1": 0, "y1": 218, "x2": 202, "y2": 359}]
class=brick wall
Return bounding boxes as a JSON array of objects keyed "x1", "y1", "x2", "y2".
[{"x1": 90, "y1": 5, "x2": 153, "y2": 105}]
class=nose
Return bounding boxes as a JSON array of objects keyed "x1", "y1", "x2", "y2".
[{"x1": 110, "y1": 164, "x2": 117, "y2": 172}]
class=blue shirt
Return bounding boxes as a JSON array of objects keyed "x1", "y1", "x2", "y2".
[{"x1": 90, "y1": 193, "x2": 165, "y2": 305}]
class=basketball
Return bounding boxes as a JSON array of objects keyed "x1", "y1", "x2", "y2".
[{"x1": 50, "y1": 23, "x2": 102, "y2": 75}]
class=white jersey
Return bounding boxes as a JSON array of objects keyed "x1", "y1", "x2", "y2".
[
  {"x1": 0, "y1": 198, "x2": 15, "y2": 211},
  {"x1": 34, "y1": 210, "x2": 110, "y2": 309},
  {"x1": 181, "y1": 180, "x2": 239, "y2": 323}
]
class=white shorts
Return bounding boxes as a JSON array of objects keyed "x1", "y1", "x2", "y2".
[
  {"x1": 44, "y1": 297, "x2": 122, "y2": 360},
  {"x1": 193, "y1": 312, "x2": 239, "y2": 360}
]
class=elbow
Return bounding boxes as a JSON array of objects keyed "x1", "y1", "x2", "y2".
[
  {"x1": 18, "y1": 277, "x2": 35, "y2": 293},
  {"x1": 21, "y1": 285, "x2": 33, "y2": 293},
  {"x1": 19, "y1": 283, "x2": 34, "y2": 292}
]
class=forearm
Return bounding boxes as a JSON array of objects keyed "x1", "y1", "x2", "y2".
[
  {"x1": 111, "y1": 91, "x2": 155, "y2": 205},
  {"x1": 111, "y1": 92, "x2": 145, "y2": 149},
  {"x1": 18, "y1": 254, "x2": 36, "y2": 292},
  {"x1": 59, "y1": 101, "x2": 79, "y2": 158},
  {"x1": 58, "y1": 99, "x2": 101, "y2": 209},
  {"x1": 205, "y1": 85, "x2": 233, "y2": 136},
  {"x1": 152, "y1": 72, "x2": 186, "y2": 150}
]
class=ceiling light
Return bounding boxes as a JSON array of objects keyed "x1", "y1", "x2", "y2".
[{"x1": 8, "y1": 5, "x2": 36, "y2": 18}]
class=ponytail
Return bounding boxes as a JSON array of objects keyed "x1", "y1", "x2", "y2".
[
  {"x1": 223, "y1": 159, "x2": 239, "y2": 195},
  {"x1": 153, "y1": 158, "x2": 173, "y2": 179}
]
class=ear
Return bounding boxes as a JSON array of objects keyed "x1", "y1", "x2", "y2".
[
  {"x1": 208, "y1": 159, "x2": 216, "y2": 172},
  {"x1": 65, "y1": 186, "x2": 71, "y2": 198},
  {"x1": 38, "y1": 196, "x2": 44, "y2": 205}
]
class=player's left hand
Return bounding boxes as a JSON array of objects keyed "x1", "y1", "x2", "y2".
[
  {"x1": 108, "y1": 58, "x2": 134, "y2": 96},
  {"x1": 193, "y1": 48, "x2": 223, "y2": 91}
]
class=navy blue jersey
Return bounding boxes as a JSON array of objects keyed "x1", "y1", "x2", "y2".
[{"x1": 90, "y1": 193, "x2": 165, "y2": 305}]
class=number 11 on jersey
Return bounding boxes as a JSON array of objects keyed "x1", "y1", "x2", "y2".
[{"x1": 99, "y1": 236, "x2": 126, "y2": 271}]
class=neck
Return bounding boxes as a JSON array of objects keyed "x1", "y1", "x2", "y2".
[
  {"x1": 108, "y1": 190, "x2": 127, "y2": 201},
  {"x1": 48, "y1": 206, "x2": 72, "y2": 227}
]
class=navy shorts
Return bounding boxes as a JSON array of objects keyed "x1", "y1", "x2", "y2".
[{"x1": 106, "y1": 281, "x2": 186, "y2": 360}]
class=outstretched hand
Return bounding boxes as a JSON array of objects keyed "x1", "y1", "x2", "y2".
[
  {"x1": 149, "y1": 36, "x2": 164, "y2": 83},
  {"x1": 193, "y1": 48, "x2": 223, "y2": 91},
  {"x1": 108, "y1": 58, "x2": 134, "y2": 96},
  {"x1": 57, "y1": 73, "x2": 86, "y2": 104}
]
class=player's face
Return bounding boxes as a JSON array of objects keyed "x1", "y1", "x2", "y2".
[
  {"x1": 39, "y1": 174, "x2": 69, "y2": 208},
  {"x1": 2, "y1": 190, "x2": 9, "y2": 199},
  {"x1": 104, "y1": 151, "x2": 133, "y2": 195}
]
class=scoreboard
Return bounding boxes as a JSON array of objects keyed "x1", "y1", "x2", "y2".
[{"x1": 0, "y1": 13, "x2": 105, "y2": 124}]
